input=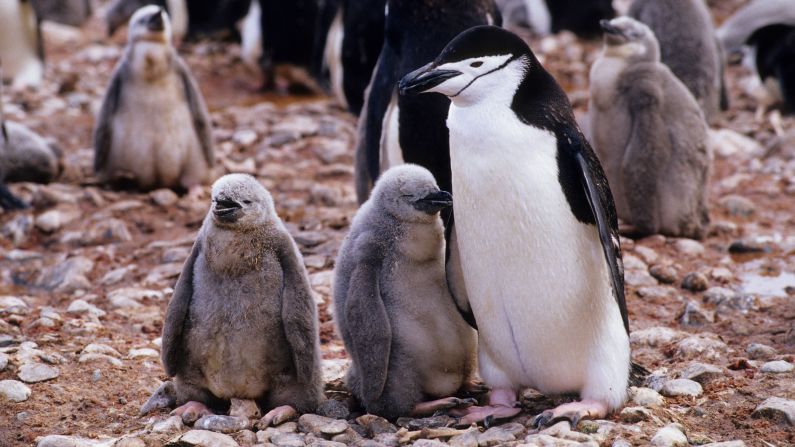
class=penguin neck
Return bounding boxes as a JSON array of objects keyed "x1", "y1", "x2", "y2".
[
  {"x1": 204, "y1": 222, "x2": 278, "y2": 276},
  {"x1": 128, "y1": 41, "x2": 175, "y2": 82}
]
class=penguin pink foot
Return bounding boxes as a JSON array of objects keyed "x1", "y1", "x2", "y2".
[
  {"x1": 260, "y1": 405, "x2": 298, "y2": 427},
  {"x1": 455, "y1": 388, "x2": 521, "y2": 425},
  {"x1": 412, "y1": 397, "x2": 477, "y2": 416},
  {"x1": 531, "y1": 399, "x2": 608, "y2": 428},
  {"x1": 171, "y1": 401, "x2": 212, "y2": 424}
]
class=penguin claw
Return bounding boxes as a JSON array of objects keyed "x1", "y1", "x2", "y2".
[
  {"x1": 531, "y1": 400, "x2": 608, "y2": 428},
  {"x1": 531, "y1": 410, "x2": 555, "y2": 428}
]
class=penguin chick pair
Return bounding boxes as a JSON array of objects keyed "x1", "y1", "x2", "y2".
[
  {"x1": 589, "y1": 17, "x2": 711, "y2": 239},
  {"x1": 94, "y1": 5, "x2": 214, "y2": 192},
  {"x1": 629, "y1": 0, "x2": 727, "y2": 124},
  {"x1": 334, "y1": 164, "x2": 479, "y2": 420},
  {"x1": 161, "y1": 174, "x2": 323, "y2": 422}
]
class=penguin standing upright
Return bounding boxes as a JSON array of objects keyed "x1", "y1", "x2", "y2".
[
  {"x1": 400, "y1": 25, "x2": 631, "y2": 425},
  {"x1": 0, "y1": 0, "x2": 44, "y2": 88}
]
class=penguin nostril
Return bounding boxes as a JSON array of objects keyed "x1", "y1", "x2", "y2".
[{"x1": 470, "y1": 61, "x2": 483, "y2": 68}]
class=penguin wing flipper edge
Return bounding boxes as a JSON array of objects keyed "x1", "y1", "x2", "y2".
[
  {"x1": 93, "y1": 63, "x2": 127, "y2": 172},
  {"x1": 160, "y1": 237, "x2": 202, "y2": 377},
  {"x1": 176, "y1": 58, "x2": 214, "y2": 166}
]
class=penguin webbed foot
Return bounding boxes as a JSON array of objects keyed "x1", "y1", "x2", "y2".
[
  {"x1": 411, "y1": 397, "x2": 477, "y2": 417},
  {"x1": 258, "y1": 404, "x2": 298, "y2": 428},
  {"x1": 454, "y1": 404, "x2": 522, "y2": 426},
  {"x1": 171, "y1": 400, "x2": 213, "y2": 424},
  {"x1": 531, "y1": 399, "x2": 608, "y2": 428}
]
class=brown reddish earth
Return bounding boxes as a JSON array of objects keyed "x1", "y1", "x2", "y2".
[{"x1": 1, "y1": 1, "x2": 794, "y2": 446}]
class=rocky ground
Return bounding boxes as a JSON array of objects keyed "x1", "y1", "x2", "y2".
[{"x1": 1, "y1": 1, "x2": 795, "y2": 446}]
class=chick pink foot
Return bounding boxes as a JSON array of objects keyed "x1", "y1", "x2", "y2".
[
  {"x1": 531, "y1": 399, "x2": 608, "y2": 428},
  {"x1": 412, "y1": 397, "x2": 477, "y2": 416},
  {"x1": 260, "y1": 405, "x2": 298, "y2": 427},
  {"x1": 171, "y1": 401, "x2": 212, "y2": 424},
  {"x1": 455, "y1": 388, "x2": 521, "y2": 425}
]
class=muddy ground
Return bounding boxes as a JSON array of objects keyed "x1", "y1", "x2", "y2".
[{"x1": 1, "y1": 1, "x2": 794, "y2": 446}]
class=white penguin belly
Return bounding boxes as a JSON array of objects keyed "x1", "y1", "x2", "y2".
[
  {"x1": 448, "y1": 105, "x2": 628, "y2": 398},
  {"x1": 380, "y1": 94, "x2": 404, "y2": 173},
  {"x1": 0, "y1": 1, "x2": 43, "y2": 87}
]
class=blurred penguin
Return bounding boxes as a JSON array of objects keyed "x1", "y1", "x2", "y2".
[
  {"x1": 31, "y1": 0, "x2": 92, "y2": 27},
  {"x1": 0, "y1": 0, "x2": 44, "y2": 88},
  {"x1": 0, "y1": 68, "x2": 28, "y2": 210},
  {"x1": 496, "y1": 0, "x2": 613, "y2": 37},
  {"x1": 629, "y1": 0, "x2": 727, "y2": 124}
]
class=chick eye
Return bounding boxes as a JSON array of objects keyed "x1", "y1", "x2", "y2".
[
  {"x1": 243, "y1": 200, "x2": 252, "y2": 205},
  {"x1": 470, "y1": 61, "x2": 483, "y2": 68}
]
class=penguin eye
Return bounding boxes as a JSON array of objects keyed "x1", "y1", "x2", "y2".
[
  {"x1": 470, "y1": 61, "x2": 483, "y2": 68},
  {"x1": 243, "y1": 200, "x2": 252, "y2": 205}
]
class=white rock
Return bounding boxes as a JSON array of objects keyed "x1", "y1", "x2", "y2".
[
  {"x1": 18, "y1": 363, "x2": 60, "y2": 383},
  {"x1": 674, "y1": 239, "x2": 705, "y2": 256},
  {"x1": 35, "y1": 435, "x2": 117, "y2": 447},
  {"x1": 67, "y1": 299, "x2": 106, "y2": 317},
  {"x1": 700, "y1": 442, "x2": 746, "y2": 447},
  {"x1": 624, "y1": 269, "x2": 659, "y2": 287},
  {"x1": 233, "y1": 129, "x2": 258, "y2": 146},
  {"x1": 150, "y1": 189, "x2": 179, "y2": 207},
  {"x1": 128, "y1": 348, "x2": 159, "y2": 359},
  {"x1": 630, "y1": 327, "x2": 686, "y2": 347},
  {"x1": 753, "y1": 397, "x2": 795, "y2": 425},
  {"x1": 761, "y1": 360, "x2": 794, "y2": 374},
  {"x1": 0, "y1": 379, "x2": 32, "y2": 402},
  {"x1": 82, "y1": 343, "x2": 122, "y2": 357},
  {"x1": 0, "y1": 353, "x2": 8, "y2": 371},
  {"x1": 78, "y1": 354, "x2": 123, "y2": 367},
  {"x1": 650, "y1": 424, "x2": 688, "y2": 447},
  {"x1": 746, "y1": 343, "x2": 778, "y2": 360},
  {"x1": 703, "y1": 287, "x2": 737, "y2": 305},
  {"x1": 629, "y1": 387, "x2": 664, "y2": 406},
  {"x1": 179, "y1": 430, "x2": 240, "y2": 447},
  {"x1": 106, "y1": 288, "x2": 164, "y2": 308},
  {"x1": 679, "y1": 362, "x2": 723, "y2": 384},
  {"x1": 152, "y1": 415, "x2": 184, "y2": 433},
  {"x1": 675, "y1": 335, "x2": 730, "y2": 361},
  {"x1": 0, "y1": 296, "x2": 28, "y2": 313},
  {"x1": 35, "y1": 209, "x2": 79, "y2": 233},
  {"x1": 321, "y1": 358, "x2": 350, "y2": 382},
  {"x1": 661, "y1": 379, "x2": 703, "y2": 397}
]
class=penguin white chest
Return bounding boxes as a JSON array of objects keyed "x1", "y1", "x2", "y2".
[{"x1": 447, "y1": 103, "x2": 623, "y2": 393}]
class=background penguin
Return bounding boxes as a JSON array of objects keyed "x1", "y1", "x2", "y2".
[
  {"x1": 161, "y1": 174, "x2": 323, "y2": 422},
  {"x1": 590, "y1": 17, "x2": 711, "y2": 239},
  {"x1": 31, "y1": 0, "x2": 92, "y2": 27},
  {"x1": 334, "y1": 164, "x2": 478, "y2": 420},
  {"x1": 400, "y1": 25, "x2": 631, "y2": 425},
  {"x1": 0, "y1": 0, "x2": 44, "y2": 88},
  {"x1": 718, "y1": 0, "x2": 795, "y2": 112},
  {"x1": 496, "y1": 0, "x2": 614, "y2": 37},
  {"x1": 320, "y1": 0, "x2": 386, "y2": 115},
  {"x1": 0, "y1": 73, "x2": 28, "y2": 211},
  {"x1": 93, "y1": 5, "x2": 214, "y2": 192},
  {"x1": 629, "y1": 0, "x2": 727, "y2": 124},
  {"x1": 2, "y1": 121, "x2": 62, "y2": 185}
]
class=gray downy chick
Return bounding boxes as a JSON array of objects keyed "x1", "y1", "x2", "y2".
[
  {"x1": 629, "y1": 0, "x2": 727, "y2": 123},
  {"x1": 93, "y1": 5, "x2": 214, "y2": 192},
  {"x1": 334, "y1": 164, "x2": 479, "y2": 420},
  {"x1": 0, "y1": 66, "x2": 29, "y2": 210},
  {"x1": 160, "y1": 173, "x2": 323, "y2": 422},
  {"x1": 1, "y1": 122, "x2": 61, "y2": 184},
  {"x1": 590, "y1": 17, "x2": 711, "y2": 239}
]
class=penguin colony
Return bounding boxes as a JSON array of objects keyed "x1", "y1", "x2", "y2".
[{"x1": 1, "y1": 0, "x2": 792, "y2": 434}]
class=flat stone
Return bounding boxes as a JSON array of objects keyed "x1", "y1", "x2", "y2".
[
  {"x1": 0, "y1": 353, "x2": 8, "y2": 371},
  {"x1": 86, "y1": 218, "x2": 132, "y2": 244},
  {"x1": 115, "y1": 438, "x2": 145, "y2": 447},
  {"x1": 178, "y1": 430, "x2": 240, "y2": 447},
  {"x1": 0, "y1": 379, "x2": 32, "y2": 402},
  {"x1": 150, "y1": 189, "x2": 179, "y2": 207},
  {"x1": 629, "y1": 387, "x2": 664, "y2": 406},
  {"x1": 700, "y1": 442, "x2": 746, "y2": 447},
  {"x1": 661, "y1": 379, "x2": 703, "y2": 397},
  {"x1": 679, "y1": 363, "x2": 723, "y2": 384},
  {"x1": 675, "y1": 335, "x2": 730, "y2": 361},
  {"x1": 396, "y1": 415, "x2": 455, "y2": 430},
  {"x1": 746, "y1": 343, "x2": 777, "y2": 360},
  {"x1": 630, "y1": 327, "x2": 686, "y2": 347},
  {"x1": 195, "y1": 415, "x2": 250, "y2": 433},
  {"x1": 107, "y1": 288, "x2": 164, "y2": 308},
  {"x1": 636, "y1": 286, "x2": 677, "y2": 301},
  {"x1": 128, "y1": 348, "x2": 159, "y2": 359},
  {"x1": 753, "y1": 397, "x2": 795, "y2": 425},
  {"x1": 477, "y1": 423, "x2": 524, "y2": 446},
  {"x1": 152, "y1": 416, "x2": 184, "y2": 433},
  {"x1": 649, "y1": 265, "x2": 678, "y2": 284},
  {"x1": 650, "y1": 424, "x2": 688, "y2": 447},
  {"x1": 298, "y1": 414, "x2": 340, "y2": 436},
  {"x1": 82, "y1": 343, "x2": 122, "y2": 357},
  {"x1": 674, "y1": 239, "x2": 705, "y2": 256},
  {"x1": 78, "y1": 353, "x2": 123, "y2": 367},
  {"x1": 719, "y1": 195, "x2": 756, "y2": 217},
  {"x1": 761, "y1": 360, "x2": 794, "y2": 374},
  {"x1": 268, "y1": 432, "x2": 304, "y2": 447},
  {"x1": 624, "y1": 269, "x2": 658, "y2": 287},
  {"x1": 35, "y1": 435, "x2": 117, "y2": 447},
  {"x1": 449, "y1": 427, "x2": 480, "y2": 447},
  {"x1": 18, "y1": 363, "x2": 60, "y2": 383},
  {"x1": 619, "y1": 406, "x2": 652, "y2": 423},
  {"x1": 66, "y1": 299, "x2": 106, "y2": 317},
  {"x1": 524, "y1": 434, "x2": 594, "y2": 446}
]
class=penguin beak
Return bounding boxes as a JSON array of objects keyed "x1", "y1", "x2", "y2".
[
  {"x1": 599, "y1": 20, "x2": 621, "y2": 36},
  {"x1": 147, "y1": 9, "x2": 165, "y2": 32},
  {"x1": 399, "y1": 62, "x2": 462, "y2": 96},
  {"x1": 412, "y1": 190, "x2": 453, "y2": 214},
  {"x1": 213, "y1": 198, "x2": 242, "y2": 222}
]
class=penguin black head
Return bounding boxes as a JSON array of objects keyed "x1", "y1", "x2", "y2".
[
  {"x1": 128, "y1": 5, "x2": 172, "y2": 44},
  {"x1": 371, "y1": 165, "x2": 453, "y2": 222},
  {"x1": 399, "y1": 26, "x2": 535, "y2": 105},
  {"x1": 599, "y1": 17, "x2": 660, "y2": 63},
  {"x1": 210, "y1": 174, "x2": 276, "y2": 228}
]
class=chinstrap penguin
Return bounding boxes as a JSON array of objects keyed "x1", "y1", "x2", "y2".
[
  {"x1": 0, "y1": 0, "x2": 44, "y2": 88},
  {"x1": 589, "y1": 17, "x2": 711, "y2": 239},
  {"x1": 334, "y1": 164, "x2": 479, "y2": 419},
  {"x1": 93, "y1": 5, "x2": 214, "y2": 192},
  {"x1": 629, "y1": 0, "x2": 727, "y2": 124},
  {"x1": 400, "y1": 25, "x2": 631, "y2": 426},
  {"x1": 161, "y1": 173, "x2": 324, "y2": 423}
]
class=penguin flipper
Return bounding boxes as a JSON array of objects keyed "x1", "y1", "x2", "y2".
[
  {"x1": 93, "y1": 62, "x2": 127, "y2": 173},
  {"x1": 161, "y1": 237, "x2": 202, "y2": 377},
  {"x1": 344, "y1": 239, "x2": 392, "y2": 403},
  {"x1": 276, "y1": 236, "x2": 320, "y2": 385},
  {"x1": 176, "y1": 57, "x2": 214, "y2": 166},
  {"x1": 0, "y1": 182, "x2": 27, "y2": 210},
  {"x1": 572, "y1": 143, "x2": 629, "y2": 335},
  {"x1": 356, "y1": 41, "x2": 400, "y2": 202}
]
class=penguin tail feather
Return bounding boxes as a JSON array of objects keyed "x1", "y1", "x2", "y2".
[{"x1": 629, "y1": 361, "x2": 651, "y2": 387}]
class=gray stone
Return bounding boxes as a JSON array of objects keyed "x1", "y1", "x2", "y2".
[
  {"x1": 703, "y1": 287, "x2": 737, "y2": 305},
  {"x1": 128, "y1": 348, "x2": 159, "y2": 359},
  {"x1": 681, "y1": 272, "x2": 709, "y2": 292},
  {"x1": 649, "y1": 265, "x2": 677, "y2": 284},
  {"x1": 449, "y1": 427, "x2": 479, "y2": 447},
  {"x1": 152, "y1": 415, "x2": 184, "y2": 433},
  {"x1": 234, "y1": 430, "x2": 257, "y2": 446},
  {"x1": 477, "y1": 423, "x2": 524, "y2": 446},
  {"x1": 78, "y1": 353, "x2": 123, "y2": 367},
  {"x1": 2, "y1": 214, "x2": 34, "y2": 245},
  {"x1": 18, "y1": 363, "x2": 60, "y2": 383},
  {"x1": 107, "y1": 288, "x2": 164, "y2": 308},
  {"x1": 678, "y1": 300, "x2": 714, "y2": 327},
  {"x1": 195, "y1": 415, "x2": 251, "y2": 433},
  {"x1": 761, "y1": 360, "x2": 794, "y2": 374},
  {"x1": 179, "y1": 430, "x2": 240, "y2": 447},
  {"x1": 679, "y1": 363, "x2": 723, "y2": 384},
  {"x1": 629, "y1": 387, "x2": 664, "y2": 406},
  {"x1": 636, "y1": 286, "x2": 677, "y2": 301},
  {"x1": 315, "y1": 399, "x2": 349, "y2": 420},
  {"x1": 396, "y1": 415, "x2": 455, "y2": 430},
  {"x1": 630, "y1": 327, "x2": 686, "y2": 347},
  {"x1": 100, "y1": 266, "x2": 134, "y2": 286},
  {"x1": 269, "y1": 432, "x2": 304, "y2": 447},
  {"x1": 66, "y1": 299, "x2": 106, "y2": 317},
  {"x1": 82, "y1": 343, "x2": 122, "y2": 357},
  {"x1": 524, "y1": 434, "x2": 595, "y2": 446},
  {"x1": 753, "y1": 397, "x2": 795, "y2": 425},
  {"x1": 37, "y1": 257, "x2": 94, "y2": 293},
  {"x1": 674, "y1": 239, "x2": 705, "y2": 256},
  {"x1": 622, "y1": 254, "x2": 647, "y2": 270},
  {"x1": 650, "y1": 424, "x2": 688, "y2": 447},
  {"x1": 0, "y1": 379, "x2": 32, "y2": 402},
  {"x1": 719, "y1": 195, "x2": 756, "y2": 217},
  {"x1": 0, "y1": 295, "x2": 29, "y2": 314},
  {"x1": 746, "y1": 343, "x2": 777, "y2": 360},
  {"x1": 675, "y1": 335, "x2": 730, "y2": 361},
  {"x1": 162, "y1": 247, "x2": 191, "y2": 264},
  {"x1": 413, "y1": 440, "x2": 448, "y2": 447},
  {"x1": 356, "y1": 414, "x2": 397, "y2": 436},
  {"x1": 0, "y1": 353, "x2": 8, "y2": 371},
  {"x1": 150, "y1": 189, "x2": 179, "y2": 207},
  {"x1": 298, "y1": 414, "x2": 348, "y2": 437},
  {"x1": 619, "y1": 406, "x2": 652, "y2": 423},
  {"x1": 634, "y1": 246, "x2": 658, "y2": 264},
  {"x1": 661, "y1": 379, "x2": 703, "y2": 397},
  {"x1": 624, "y1": 269, "x2": 658, "y2": 287}
]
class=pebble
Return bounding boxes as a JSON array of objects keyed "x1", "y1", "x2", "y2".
[
  {"x1": 86, "y1": 218, "x2": 132, "y2": 244},
  {"x1": 539, "y1": 421, "x2": 593, "y2": 443},
  {"x1": 746, "y1": 343, "x2": 777, "y2": 360},
  {"x1": 100, "y1": 266, "x2": 134, "y2": 286},
  {"x1": 299, "y1": 414, "x2": 348, "y2": 436},
  {"x1": 674, "y1": 239, "x2": 705, "y2": 256},
  {"x1": 681, "y1": 272, "x2": 709, "y2": 292},
  {"x1": 679, "y1": 363, "x2": 724, "y2": 384},
  {"x1": 718, "y1": 195, "x2": 756, "y2": 217},
  {"x1": 67, "y1": 299, "x2": 106, "y2": 317},
  {"x1": 195, "y1": 415, "x2": 251, "y2": 433},
  {"x1": 760, "y1": 360, "x2": 794, "y2": 373},
  {"x1": 523, "y1": 434, "x2": 594, "y2": 446},
  {"x1": 700, "y1": 442, "x2": 746, "y2": 447},
  {"x1": 649, "y1": 265, "x2": 677, "y2": 284},
  {"x1": 753, "y1": 397, "x2": 795, "y2": 425},
  {"x1": 150, "y1": 188, "x2": 179, "y2": 207},
  {"x1": 35, "y1": 209, "x2": 79, "y2": 233},
  {"x1": 619, "y1": 406, "x2": 652, "y2": 423},
  {"x1": 35, "y1": 435, "x2": 118, "y2": 447},
  {"x1": 0, "y1": 295, "x2": 29, "y2": 314},
  {"x1": 151, "y1": 415, "x2": 184, "y2": 433},
  {"x1": 18, "y1": 363, "x2": 60, "y2": 383},
  {"x1": 636, "y1": 286, "x2": 677, "y2": 301},
  {"x1": 629, "y1": 387, "x2": 664, "y2": 406},
  {"x1": 651, "y1": 425, "x2": 688, "y2": 447},
  {"x1": 269, "y1": 432, "x2": 304, "y2": 447},
  {"x1": 82, "y1": 343, "x2": 122, "y2": 357},
  {"x1": 449, "y1": 427, "x2": 479, "y2": 447},
  {"x1": 37, "y1": 256, "x2": 94, "y2": 293},
  {"x1": 477, "y1": 422, "x2": 525, "y2": 446},
  {"x1": 634, "y1": 246, "x2": 659, "y2": 264},
  {"x1": 356, "y1": 414, "x2": 397, "y2": 436},
  {"x1": 78, "y1": 353, "x2": 123, "y2": 367},
  {"x1": 106, "y1": 287, "x2": 164, "y2": 308},
  {"x1": 703, "y1": 287, "x2": 736, "y2": 305},
  {"x1": 630, "y1": 326, "x2": 686, "y2": 347},
  {"x1": 0, "y1": 353, "x2": 8, "y2": 371},
  {"x1": 0, "y1": 379, "x2": 32, "y2": 402},
  {"x1": 128, "y1": 348, "x2": 159, "y2": 359},
  {"x1": 678, "y1": 300, "x2": 714, "y2": 327},
  {"x1": 624, "y1": 269, "x2": 659, "y2": 287},
  {"x1": 661, "y1": 379, "x2": 703, "y2": 397},
  {"x1": 675, "y1": 335, "x2": 730, "y2": 361},
  {"x1": 178, "y1": 429, "x2": 240, "y2": 447}
]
